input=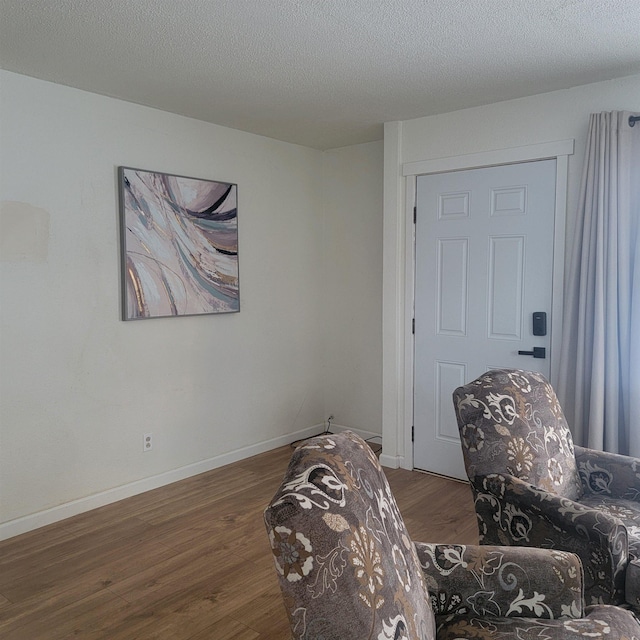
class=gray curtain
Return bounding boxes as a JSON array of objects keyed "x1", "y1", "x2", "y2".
[{"x1": 558, "y1": 111, "x2": 640, "y2": 454}]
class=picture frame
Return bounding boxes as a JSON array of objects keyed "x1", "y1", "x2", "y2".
[{"x1": 118, "y1": 167, "x2": 240, "y2": 320}]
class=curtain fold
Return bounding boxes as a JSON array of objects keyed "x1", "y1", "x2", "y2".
[{"x1": 558, "y1": 111, "x2": 640, "y2": 454}]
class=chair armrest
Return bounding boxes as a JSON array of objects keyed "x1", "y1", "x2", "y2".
[
  {"x1": 472, "y1": 473, "x2": 628, "y2": 605},
  {"x1": 472, "y1": 473, "x2": 628, "y2": 552},
  {"x1": 415, "y1": 542, "x2": 583, "y2": 620},
  {"x1": 575, "y1": 445, "x2": 640, "y2": 499}
]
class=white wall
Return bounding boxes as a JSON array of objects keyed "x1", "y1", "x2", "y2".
[
  {"x1": 322, "y1": 141, "x2": 384, "y2": 437},
  {"x1": 0, "y1": 71, "x2": 330, "y2": 535},
  {"x1": 382, "y1": 74, "x2": 640, "y2": 467},
  {"x1": 5, "y1": 67, "x2": 634, "y2": 535}
]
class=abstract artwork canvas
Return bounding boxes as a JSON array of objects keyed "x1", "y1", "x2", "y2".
[{"x1": 119, "y1": 167, "x2": 240, "y2": 320}]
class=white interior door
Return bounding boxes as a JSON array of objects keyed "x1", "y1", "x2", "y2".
[{"x1": 413, "y1": 159, "x2": 557, "y2": 478}]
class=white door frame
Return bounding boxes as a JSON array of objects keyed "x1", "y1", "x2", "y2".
[{"x1": 381, "y1": 129, "x2": 574, "y2": 471}]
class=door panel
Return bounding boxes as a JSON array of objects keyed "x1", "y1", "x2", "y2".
[
  {"x1": 488, "y1": 236, "x2": 524, "y2": 339},
  {"x1": 413, "y1": 160, "x2": 557, "y2": 478},
  {"x1": 437, "y1": 238, "x2": 468, "y2": 335}
]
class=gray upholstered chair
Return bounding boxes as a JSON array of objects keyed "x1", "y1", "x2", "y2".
[
  {"x1": 453, "y1": 368, "x2": 640, "y2": 609},
  {"x1": 264, "y1": 431, "x2": 640, "y2": 639}
]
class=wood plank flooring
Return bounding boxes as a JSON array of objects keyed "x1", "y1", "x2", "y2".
[{"x1": 0, "y1": 443, "x2": 477, "y2": 640}]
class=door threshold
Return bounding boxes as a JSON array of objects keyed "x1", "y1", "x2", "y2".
[{"x1": 412, "y1": 468, "x2": 469, "y2": 484}]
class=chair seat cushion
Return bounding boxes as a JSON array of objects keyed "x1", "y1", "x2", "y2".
[
  {"x1": 436, "y1": 605, "x2": 640, "y2": 639},
  {"x1": 579, "y1": 495, "x2": 640, "y2": 557}
]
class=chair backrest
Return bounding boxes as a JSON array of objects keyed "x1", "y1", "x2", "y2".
[
  {"x1": 264, "y1": 431, "x2": 436, "y2": 640},
  {"x1": 453, "y1": 368, "x2": 582, "y2": 500}
]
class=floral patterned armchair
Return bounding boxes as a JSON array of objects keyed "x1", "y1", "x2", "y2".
[
  {"x1": 264, "y1": 431, "x2": 640, "y2": 639},
  {"x1": 453, "y1": 368, "x2": 640, "y2": 609}
]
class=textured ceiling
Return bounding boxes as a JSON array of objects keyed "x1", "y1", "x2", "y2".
[{"x1": 1, "y1": 0, "x2": 639, "y2": 149}]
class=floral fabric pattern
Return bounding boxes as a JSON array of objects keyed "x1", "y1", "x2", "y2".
[
  {"x1": 416, "y1": 543, "x2": 583, "y2": 620},
  {"x1": 435, "y1": 605, "x2": 640, "y2": 640},
  {"x1": 269, "y1": 526, "x2": 314, "y2": 582},
  {"x1": 453, "y1": 368, "x2": 640, "y2": 608},
  {"x1": 265, "y1": 431, "x2": 435, "y2": 640},
  {"x1": 265, "y1": 431, "x2": 640, "y2": 639},
  {"x1": 454, "y1": 369, "x2": 582, "y2": 499}
]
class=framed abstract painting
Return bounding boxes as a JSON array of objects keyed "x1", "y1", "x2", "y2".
[{"x1": 118, "y1": 167, "x2": 240, "y2": 320}]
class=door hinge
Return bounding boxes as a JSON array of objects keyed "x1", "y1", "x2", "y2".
[
  {"x1": 412, "y1": 426, "x2": 415, "y2": 442},
  {"x1": 413, "y1": 206, "x2": 417, "y2": 224},
  {"x1": 412, "y1": 318, "x2": 415, "y2": 334}
]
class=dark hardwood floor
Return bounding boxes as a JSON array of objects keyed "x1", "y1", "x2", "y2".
[{"x1": 0, "y1": 443, "x2": 477, "y2": 639}]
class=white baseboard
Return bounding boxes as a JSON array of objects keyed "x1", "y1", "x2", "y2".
[
  {"x1": 0, "y1": 424, "x2": 385, "y2": 541},
  {"x1": 1, "y1": 423, "x2": 331, "y2": 541},
  {"x1": 330, "y1": 424, "x2": 382, "y2": 443},
  {"x1": 379, "y1": 453, "x2": 400, "y2": 469}
]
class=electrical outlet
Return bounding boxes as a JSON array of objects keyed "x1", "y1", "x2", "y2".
[{"x1": 143, "y1": 432, "x2": 153, "y2": 452}]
